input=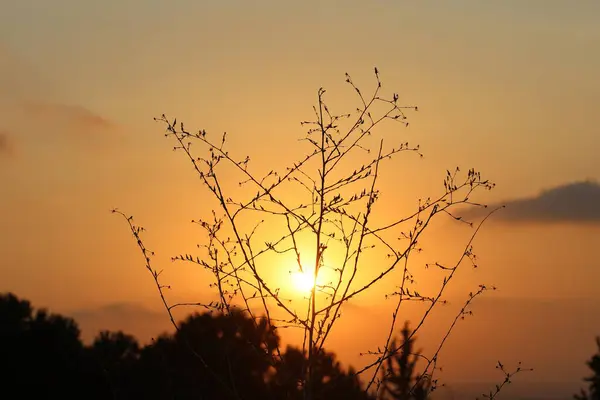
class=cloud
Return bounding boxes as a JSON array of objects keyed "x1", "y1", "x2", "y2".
[
  {"x1": 460, "y1": 180, "x2": 600, "y2": 223},
  {"x1": 20, "y1": 101, "x2": 115, "y2": 131},
  {"x1": 0, "y1": 42, "x2": 117, "y2": 152}
]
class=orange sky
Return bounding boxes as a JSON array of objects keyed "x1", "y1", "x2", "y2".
[{"x1": 2, "y1": 0, "x2": 600, "y2": 394}]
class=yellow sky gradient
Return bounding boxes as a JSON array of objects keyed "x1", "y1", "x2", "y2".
[{"x1": 2, "y1": 0, "x2": 600, "y2": 392}]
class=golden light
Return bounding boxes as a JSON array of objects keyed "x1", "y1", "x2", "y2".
[{"x1": 291, "y1": 269, "x2": 316, "y2": 293}]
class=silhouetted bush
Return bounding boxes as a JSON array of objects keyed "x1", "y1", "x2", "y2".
[{"x1": 114, "y1": 68, "x2": 504, "y2": 399}]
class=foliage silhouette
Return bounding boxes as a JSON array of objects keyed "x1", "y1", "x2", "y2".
[
  {"x1": 0, "y1": 292, "x2": 86, "y2": 397},
  {"x1": 575, "y1": 337, "x2": 600, "y2": 400},
  {"x1": 133, "y1": 309, "x2": 279, "y2": 399},
  {"x1": 83, "y1": 331, "x2": 141, "y2": 399},
  {"x1": 271, "y1": 346, "x2": 371, "y2": 400},
  {"x1": 0, "y1": 292, "x2": 373, "y2": 399}
]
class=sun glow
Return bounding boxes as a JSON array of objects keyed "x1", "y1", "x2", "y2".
[{"x1": 291, "y1": 269, "x2": 316, "y2": 293}]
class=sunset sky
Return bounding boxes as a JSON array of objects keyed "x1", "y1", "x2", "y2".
[{"x1": 2, "y1": 1, "x2": 600, "y2": 396}]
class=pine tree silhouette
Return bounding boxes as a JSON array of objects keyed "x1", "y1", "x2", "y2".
[{"x1": 380, "y1": 322, "x2": 430, "y2": 400}]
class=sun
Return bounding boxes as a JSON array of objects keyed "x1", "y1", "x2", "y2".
[{"x1": 291, "y1": 269, "x2": 316, "y2": 293}]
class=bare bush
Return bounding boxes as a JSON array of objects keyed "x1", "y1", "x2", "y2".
[{"x1": 114, "y1": 68, "x2": 526, "y2": 399}]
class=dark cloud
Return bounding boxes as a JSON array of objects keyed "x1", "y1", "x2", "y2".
[
  {"x1": 460, "y1": 180, "x2": 600, "y2": 223},
  {"x1": 21, "y1": 101, "x2": 115, "y2": 130}
]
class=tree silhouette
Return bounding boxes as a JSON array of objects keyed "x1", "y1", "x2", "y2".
[
  {"x1": 271, "y1": 346, "x2": 373, "y2": 400},
  {"x1": 131, "y1": 309, "x2": 371, "y2": 399},
  {"x1": 133, "y1": 309, "x2": 279, "y2": 399},
  {"x1": 379, "y1": 322, "x2": 430, "y2": 400},
  {"x1": 84, "y1": 331, "x2": 141, "y2": 399},
  {"x1": 1, "y1": 292, "x2": 375, "y2": 399},
  {"x1": 576, "y1": 337, "x2": 600, "y2": 400},
  {"x1": 0, "y1": 292, "x2": 86, "y2": 396}
]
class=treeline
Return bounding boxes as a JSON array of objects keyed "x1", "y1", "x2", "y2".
[{"x1": 0, "y1": 292, "x2": 429, "y2": 399}]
